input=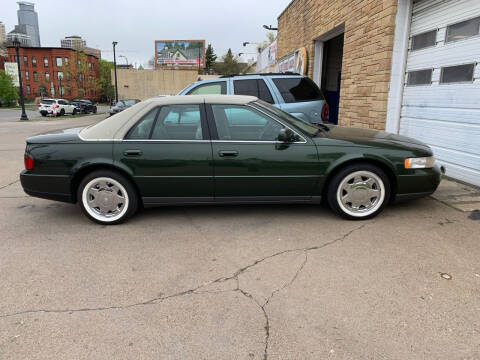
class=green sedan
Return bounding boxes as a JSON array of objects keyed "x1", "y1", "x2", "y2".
[{"x1": 20, "y1": 95, "x2": 441, "y2": 224}]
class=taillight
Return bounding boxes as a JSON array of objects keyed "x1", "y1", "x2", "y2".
[
  {"x1": 24, "y1": 154, "x2": 34, "y2": 170},
  {"x1": 321, "y1": 103, "x2": 329, "y2": 122},
  {"x1": 54, "y1": 104, "x2": 59, "y2": 109},
  {"x1": 37, "y1": 104, "x2": 41, "y2": 108}
]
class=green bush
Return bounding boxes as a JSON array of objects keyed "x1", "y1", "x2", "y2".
[{"x1": 0, "y1": 70, "x2": 19, "y2": 107}]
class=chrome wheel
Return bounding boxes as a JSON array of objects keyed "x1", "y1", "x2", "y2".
[
  {"x1": 336, "y1": 170, "x2": 385, "y2": 217},
  {"x1": 81, "y1": 177, "x2": 129, "y2": 222}
]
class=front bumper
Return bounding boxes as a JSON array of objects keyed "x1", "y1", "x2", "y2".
[
  {"x1": 20, "y1": 170, "x2": 74, "y2": 203},
  {"x1": 394, "y1": 164, "x2": 442, "y2": 202}
]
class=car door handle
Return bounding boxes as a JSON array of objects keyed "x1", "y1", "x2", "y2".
[
  {"x1": 123, "y1": 149, "x2": 142, "y2": 157},
  {"x1": 218, "y1": 150, "x2": 238, "y2": 157}
]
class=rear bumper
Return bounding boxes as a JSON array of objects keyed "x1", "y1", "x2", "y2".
[
  {"x1": 20, "y1": 170, "x2": 74, "y2": 203},
  {"x1": 394, "y1": 165, "x2": 442, "y2": 202}
]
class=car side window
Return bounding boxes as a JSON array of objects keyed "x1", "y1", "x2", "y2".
[
  {"x1": 187, "y1": 82, "x2": 227, "y2": 95},
  {"x1": 211, "y1": 104, "x2": 283, "y2": 141},
  {"x1": 272, "y1": 77, "x2": 324, "y2": 103},
  {"x1": 233, "y1": 79, "x2": 274, "y2": 104},
  {"x1": 151, "y1": 105, "x2": 203, "y2": 140},
  {"x1": 126, "y1": 108, "x2": 159, "y2": 140}
]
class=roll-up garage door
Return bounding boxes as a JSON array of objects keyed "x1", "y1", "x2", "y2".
[{"x1": 400, "y1": 0, "x2": 480, "y2": 186}]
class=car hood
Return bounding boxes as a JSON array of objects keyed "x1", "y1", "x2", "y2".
[
  {"x1": 318, "y1": 125, "x2": 431, "y2": 152},
  {"x1": 27, "y1": 127, "x2": 83, "y2": 144}
]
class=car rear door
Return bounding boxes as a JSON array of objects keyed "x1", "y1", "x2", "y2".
[
  {"x1": 206, "y1": 102, "x2": 320, "y2": 201},
  {"x1": 113, "y1": 103, "x2": 214, "y2": 205}
]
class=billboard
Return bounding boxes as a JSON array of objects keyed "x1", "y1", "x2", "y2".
[
  {"x1": 256, "y1": 40, "x2": 277, "y2": 73},
  {"x1": 4, "y1": 62, "x2": 19, "y2": 86},
  {"x1": 155, "y1": 40, "x2": 205, "y2": 69}
]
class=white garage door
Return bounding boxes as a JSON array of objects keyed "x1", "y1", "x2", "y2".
[{"x1": 400, "y1": 0, "x2": 480, "y2": 186}]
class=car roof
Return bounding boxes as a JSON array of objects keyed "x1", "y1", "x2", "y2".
[{"x1": 80, "y1": 95, "x2": 258, "y2": 141}]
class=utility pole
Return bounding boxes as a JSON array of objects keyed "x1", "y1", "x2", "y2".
[
  {"x1": 112, "y1": 41, "x2": 118, "y2": 104},
  {"x1": 13, "y1": 37, "x2": 28, "y2": 121}
]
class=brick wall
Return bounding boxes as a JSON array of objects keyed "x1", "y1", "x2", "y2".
[
  {"x1": 6, "y1": 47, "x2": 100, "y2": 100},
  {"x1": 277, "y1": 0, "x2": 398, "y2": 130}
]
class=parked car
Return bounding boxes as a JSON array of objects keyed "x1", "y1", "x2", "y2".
[
  {"x1": 38, "y1": 99, "x2": 77, "y2": 117},
  {"x1": 20, "y1": 95, "x2": 441, "y2": 225},
  {"x1": 178, "y1": 73, "x2": 329, "y2": 124},
  {"x1": 71, "y1": 99, "x2": 97, "y2": 114},
  {"x1": 109, "y1": 99, "x2": 141, "y2": 116}
]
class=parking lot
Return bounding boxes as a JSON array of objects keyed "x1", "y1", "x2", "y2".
[{"x1": 0, "y1": 113, "x2": 479, "y2": 359}]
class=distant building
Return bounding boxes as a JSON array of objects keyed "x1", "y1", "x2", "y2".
[
  {"x1": 61, "y1": 35, "x2": 101, "y2": 59},
  {"x1": 6, "y1": 46, "x2": 100, "y2": 100},
  {"x1": 7, "y1": 24, "x2": 32, "y2": 47},
  {"x1": 0, "y1": 22, "x2": 6, "y2": 44},
  {"x1": 17, "y1": 1, "x2": 40, "y2": 47}
]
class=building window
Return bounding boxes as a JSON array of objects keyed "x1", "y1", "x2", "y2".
[
  {"x1": 66, "y1": 72, "x2": 70, "y2": 81},
  {"x1": 88, "y1": 62, "x2": 92, "y2": 70},
  {"x1": 407, "y1": 69, "x2": 433, "y2": 86},
  {"x1": 33, "y1": 72, "x2": 38, "y2": 82},
  {"x1": 58, "y1": 71, "x2": 63, "y2": 80},
  {"x1": 59, "y1": 85, "x2": 64, "y2": 96},
  {"x1": 32, "y1": 56, "x2": 37, "y2": 67},
  {"x1": 78, "y1": 73, "x2": 83, "y2": 81},
  {"x1": 77, "y1": 59, "x2": 81, "y2": 67},
  {"x1": 64, "y1": 57, "x2": 69, "y2": 65},
  {"x1": 411, "y1": 30, "x2": 437, "y2": 51},
  {"x1": 44, "y1": 57, "x2": 49, "y2": 67},
  {"x1": 66, "y1": 86, "x2": 71, "y2": 96},
  {"x1": 23, "y1": 56, "x2": 28, "y2": 66},
  {"x1": 440, "y1": 64, "x2": 475, "y2": 84},
  {"x1": 446, "y1": 16, "x2": 480, "y2": 43},
  {"x1": 25, "y1": 71, "x2": 29, "y2": 81},
  {"x1": 45, "y1": 72, "x2": 50, "y2": 82},
  {"x1": 56, "y1": 57, "x2": 62, "y2": 67},
  {"x1": 26, "y1": 85, "x2": 31, "y2": 94}
]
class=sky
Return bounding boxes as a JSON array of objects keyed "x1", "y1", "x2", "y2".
[{"x1": 1, "y1": 0, "x2": 292, "y2": 67}]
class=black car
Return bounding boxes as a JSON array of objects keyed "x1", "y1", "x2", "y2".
[{"x1": 71, "y1": 99, "x2": 97, "y2": 114}]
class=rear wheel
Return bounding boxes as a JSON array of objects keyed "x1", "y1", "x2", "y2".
[
  {"x1": 59, "y1": 109, "x2": 65, "y2": 116},
  {"x1": 72, "y1": 108, "x2": 77, "y2": 115},
  {"x1": 326, "y1": 163, "x2": 390, "y2": 220},
  {"x1": 77, "y1": 170, "x2": 138, "y2": 225}
]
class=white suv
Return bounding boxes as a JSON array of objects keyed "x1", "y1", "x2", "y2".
[{"x1": 38, "y1": 99, "x2": 77, "y2": 117}]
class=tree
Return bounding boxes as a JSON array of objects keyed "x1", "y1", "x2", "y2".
[
  {"x1": 0, "y1": 70, "x2": 18, "y2": 107},
  {"x1": 205, "y1": 44, "x2": 217, "y2": 73},
  {"x1": 97, "y1": 59, "x2": 115, "y2": 102},
  {"x1": 214, "y1": 48, "x2": 241, "y2": 75}
]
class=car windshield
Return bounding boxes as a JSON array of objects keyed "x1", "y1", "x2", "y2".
[
  {"x1": 252, "y1": 100, "x2": 323, "y2": 136},
  {"x1": 115, "y1": 101, "x2": 125, "y2": 107},
  {"x1": 124, "y1": 100, "x2": 137, "y2": 106}
]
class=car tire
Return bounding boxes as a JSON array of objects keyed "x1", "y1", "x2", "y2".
[
  {"x1": 72, "y1": 109, "x2": 77, "y2": 115},
  {"x1": 77, "y1": 170, "x2": 138, "y2": 225},
  {"x1": 59, "y1": 109, "x2": 65, "y2": 116},
  {"x1": 41, "y1": 113, "x2": 46, "y2": 117},
  {"x1": 93, "y1": 107, "x2": 97, "y2": 114},
  {"x1": 326, "y1": 163, "x2": 390, "y2": 220}
]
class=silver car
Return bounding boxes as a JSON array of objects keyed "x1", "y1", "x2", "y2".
[{"x1": 178, "y1": 73, "x2": 329, "y2": 124}]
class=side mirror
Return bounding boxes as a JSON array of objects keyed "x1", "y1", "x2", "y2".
[{"x1": 277, "y1": 128, "x2": 296, "y2": 142}]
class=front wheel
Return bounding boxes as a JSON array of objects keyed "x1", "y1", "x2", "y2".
[
  {"x1": 72, "y1": 108, "x2": 77, "y2": 115},
  {"x1": 326, "y1": 163, "x2": 390, "y2": 220},
  {"x1": 77, "y1": 170, "x2": 138, "y2": 224}
]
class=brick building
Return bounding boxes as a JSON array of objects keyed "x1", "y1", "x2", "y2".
[
  {"x1": 276, "y1": 0, "x2": 480, "y2": 186},
  {"x1": 6, "y1": 46, "x2": 100, "y2": 100}
]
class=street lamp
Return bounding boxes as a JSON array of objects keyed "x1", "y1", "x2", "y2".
[
  {"x1": 12, "y1": 37, "x2": 28, "y2": 121},
  {"x1": 112, "y1": 41, "x2": 119, "y2": 104},
  {"x1": 58, "y1": 71, "x2": 63, "y2": 97},
  {"x1": 263, "y1": 25, "x2": 278, "y2": 31}
]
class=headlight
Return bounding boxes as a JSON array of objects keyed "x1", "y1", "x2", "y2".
[{"x1": 404, "y1": 156, "x2": 435, "y2": 169}]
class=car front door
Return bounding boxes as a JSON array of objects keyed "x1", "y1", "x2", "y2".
[
  {"x1": 113, "y1": 103, "x2": 214, "y2": 205},
  {"x1": 206, "y1": 103, "x2": 320, "y2": 201}
]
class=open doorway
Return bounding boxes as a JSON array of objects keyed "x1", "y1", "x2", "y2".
[{"x1": 313, "y1": 26, "x2": 345, "y2": 125}]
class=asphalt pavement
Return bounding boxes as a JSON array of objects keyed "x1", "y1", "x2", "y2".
[{"x1": 0, "y1": 114, "x2": 479, "y2": 360}]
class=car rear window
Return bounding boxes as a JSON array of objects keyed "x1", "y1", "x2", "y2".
[
  {"x1": 41, "y1": 99, "x2": 54, "y2": 104},
  {"x1": 272, "y1": 77, "x2": 324, "y2": 103},
  {"x1": 233, "y1": 79, "x2": 274, "y2": 104}
]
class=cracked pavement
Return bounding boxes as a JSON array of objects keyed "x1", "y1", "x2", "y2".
[{"x1": 0, "y1": 115, "x2": 479, "y2": 359}]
